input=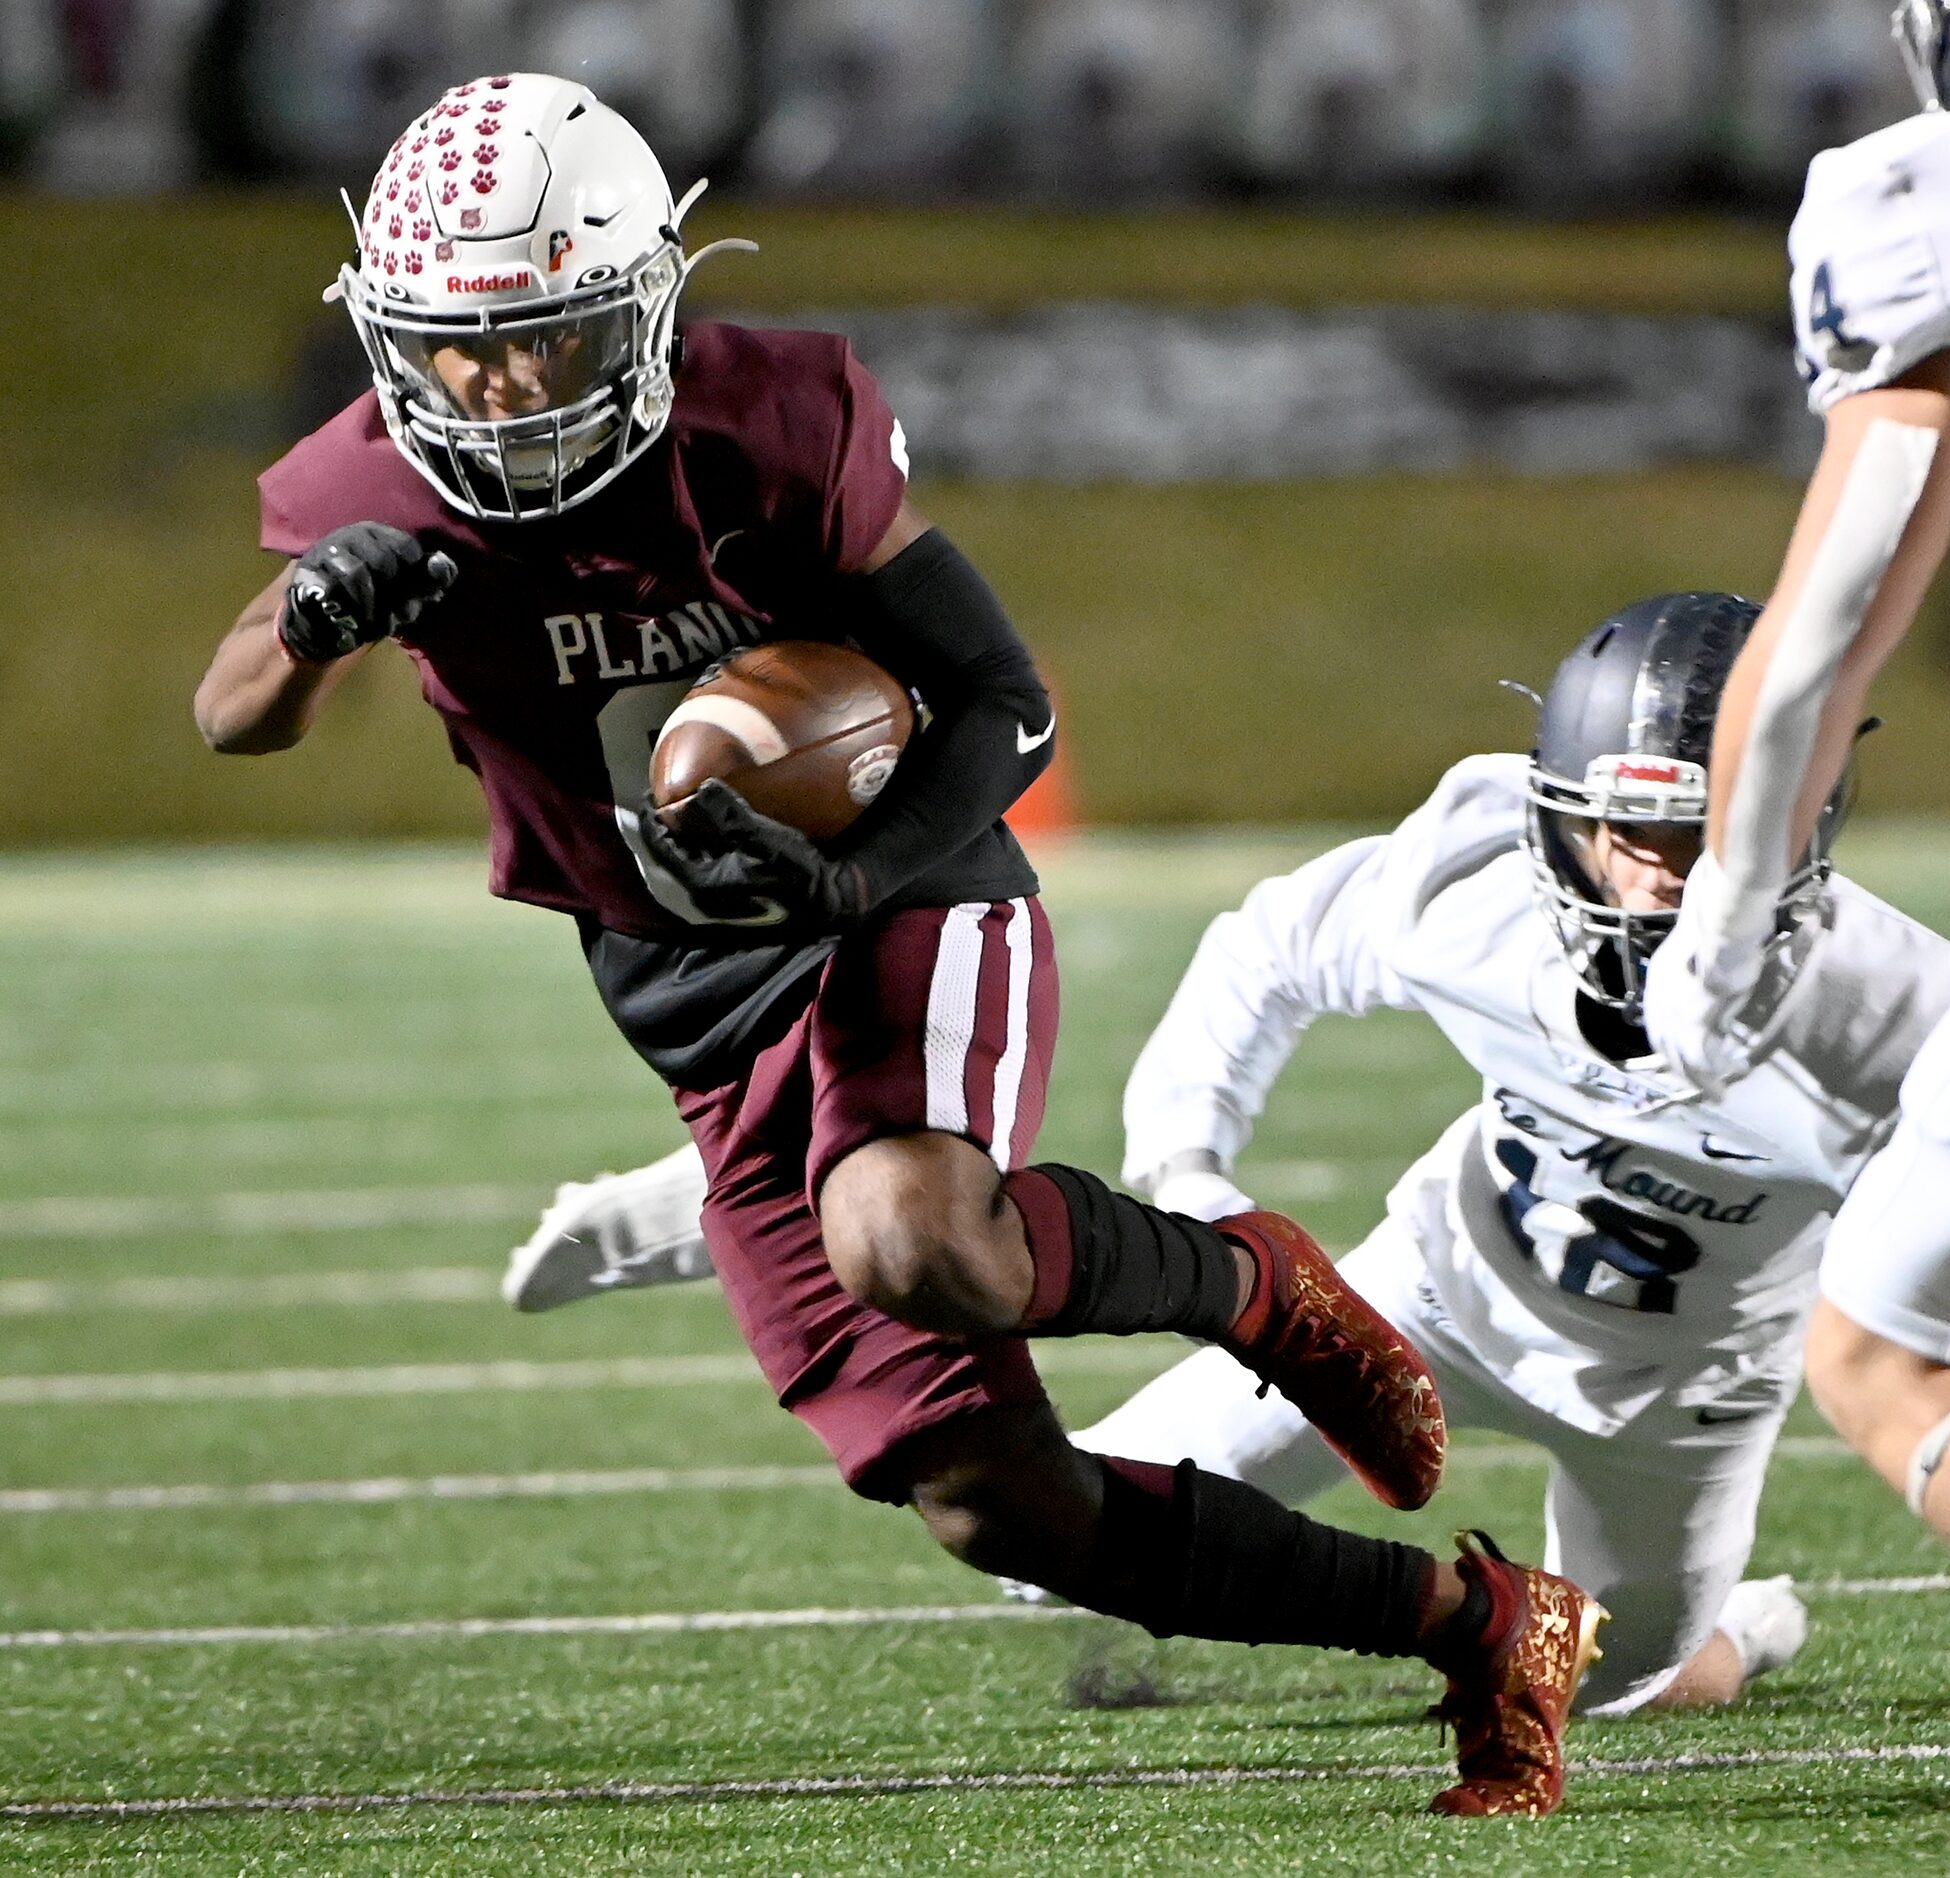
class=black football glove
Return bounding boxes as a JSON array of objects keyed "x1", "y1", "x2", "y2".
[
  {"x1": 637, "y1": 779, "x2": 871, "y2": 933},
  {"x1": 279, "y1": 523, "x2": 458, "y2": 663}
]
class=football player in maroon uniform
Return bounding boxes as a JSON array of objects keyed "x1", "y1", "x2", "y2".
[{"x1": 193, "y1": 73, "x2": 1599, "y2": 1814}]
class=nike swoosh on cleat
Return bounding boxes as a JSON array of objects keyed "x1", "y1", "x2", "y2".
[
  {"x1": 1016, "y1": 715, "x2": 1057, "y2": 755},
  {"x1": 1700, "y1": 1137, "x2": 1768, "y2": 1163}
]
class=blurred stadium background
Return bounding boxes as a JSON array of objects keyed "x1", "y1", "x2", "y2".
[
  {"x1": 8, "y1": 0, "x2": 1950, "y2": 847},
  {"x1": 5, "y1": 5, "x2": 1950, "y2": 1867}
]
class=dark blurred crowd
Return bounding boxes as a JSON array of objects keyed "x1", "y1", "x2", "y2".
[{"x1": 0, "y1": 0, "x2": 1918, "y2": 206}]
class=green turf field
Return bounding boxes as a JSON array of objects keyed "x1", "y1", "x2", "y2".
[{"x1": 0, "y1": 832, "x2": 1946, "y2": 1874}]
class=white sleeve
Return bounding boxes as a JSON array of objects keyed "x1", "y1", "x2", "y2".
[
  {"x1": 1791, "y1": 113, "x2": 1950, "y2": 414},
  {"x1": 1121, "y1": 753, "x2": 1525, "y2": 1189}
]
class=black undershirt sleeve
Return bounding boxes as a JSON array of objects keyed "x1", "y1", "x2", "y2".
[{"x1": 833, "y1": 529, "x2": 1055, "y2": 907}]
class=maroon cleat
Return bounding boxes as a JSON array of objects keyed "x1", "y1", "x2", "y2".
[
  {"x1": 1426, "y1": 1531, "x2": 1608, "y2": 1818},
  {"x1": 1212, "y1": 1209, "x2": 1446, "y2": 1510}
]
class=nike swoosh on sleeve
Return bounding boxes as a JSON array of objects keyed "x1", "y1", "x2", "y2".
[{"x1": 1016, "y1": 715, "x2": 1056, "y2": 755}]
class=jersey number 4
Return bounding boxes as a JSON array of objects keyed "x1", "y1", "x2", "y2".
[
  {"x1": 1493, "y1": 1137, "x2": 1701, "y2": 1315},
  {"x1": 1804, "y1": 260, "x2": 1868, "y2": 371}
]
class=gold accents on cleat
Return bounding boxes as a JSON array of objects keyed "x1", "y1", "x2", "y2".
[
  {"x1": 1212, "y1": 1209, "x2": 1447, "y2": 1510},
  {"x1": 1428, "y1": 1530, "x2": 1604, "y2": 1818}
]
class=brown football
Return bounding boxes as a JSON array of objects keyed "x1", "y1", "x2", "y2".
[{"x1": 650, "y1": 640, "x2": 914, "y2": 843}]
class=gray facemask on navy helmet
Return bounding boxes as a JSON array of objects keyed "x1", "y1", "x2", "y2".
[
  {"x1": 1523, "y1": 591, "x2": 1846, "y2": 1020},
  {"x1": 1895, "y1": 0, "x2": 1950, "y2": 110}
]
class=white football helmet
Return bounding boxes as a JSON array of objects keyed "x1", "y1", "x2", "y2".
[{"x1": 334, "y1": 72, "x2": 752, "y2": 522}]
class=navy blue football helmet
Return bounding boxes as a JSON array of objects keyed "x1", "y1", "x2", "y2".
[{"x1": 1525, "y1": 591, "x2": 1844, "y2": 1016}]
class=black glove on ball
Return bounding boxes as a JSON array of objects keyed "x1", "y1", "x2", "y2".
[
  {"x1": 637, "y1": 779, "x2": 871, "y2": 932},
  {"x1": 279, "y1": 523, "x2": 458, "y2": 663}
]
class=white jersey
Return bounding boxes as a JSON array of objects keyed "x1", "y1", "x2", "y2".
[
  {"x1": 1124, "y1": 754, "x2": 1950, "y2": 1431},
  {"x1": 1790, "y1": 109, "x2": 1950, "y2": 413}
]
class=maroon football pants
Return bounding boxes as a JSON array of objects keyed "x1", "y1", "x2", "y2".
[{"x1": 670, "y1": 898, "x2": 1060, "y2": 1501}]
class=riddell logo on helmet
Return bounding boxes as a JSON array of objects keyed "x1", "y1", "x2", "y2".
[{"x1": 448, "y1": 270, "x2": 532, "y2": 292}]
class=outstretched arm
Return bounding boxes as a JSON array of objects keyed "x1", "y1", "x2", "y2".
[
  {"x1": 1123, "y1": 834, "x2": 1420, "y2": 1218},
  {"x1": 1123, "y1": 757, "x2": 1519, "y2": 1209},
  {"x1": 1646, "y1": 358, "x2": 1950, "y2": 1088}
]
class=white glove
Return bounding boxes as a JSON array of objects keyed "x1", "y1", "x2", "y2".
[
  {"x1": 1151, "y1": 1168, "x2": 1257, "y2": 1224},
  {"x1": 1642, "y1": 850, "x2": 1772, "y2": 1099}
]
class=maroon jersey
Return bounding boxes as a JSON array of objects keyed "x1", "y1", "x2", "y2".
[{"x1": 259, "y1": 322, "x2": 910, "y2": 939}]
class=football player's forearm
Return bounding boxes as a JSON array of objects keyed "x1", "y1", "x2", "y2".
[
  {"x1": 836, "y1": 528, "x2": 1053, "y2": 900},
  {"x1": 1707, "y1": 395, "x2": 1950, "y2": 932},
  {"x1": 837, "y1": 692, "x2": 1048, "y2": 900},
  {"x1": 1121, "y1": 921, "x2": 1310, "y2": 1187},
  {"x1": 1707, "y1": 617, "x2": 1872, "y2": 901},
  {"x1": 195, "y1": 613, "x2": 358, "y2": 755}
]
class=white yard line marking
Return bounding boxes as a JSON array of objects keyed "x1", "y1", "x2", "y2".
[
  {"x1": 2, "y1": 1573, "x2": 1942, "y2": 1652},
  {"x1": 0, "y1": 1466, "x2": 837, "y2": 1514},
  {"x1": 0, "y1": 1342, "x2": 1174, "y2": 1408},
  {"x1": 0, "y1": 1602, "x2": 1084, "y2": 1651},
  {"x1": 0, "y1": 1355, "x2": 761, "y2": 1405},
  {"x1": 0, "y1": 1268, "x2": 499, "y2": 1316},
  {"x1": 1819, "y1": 1573, "x2": 1950, "y2": 1595},
  {"x1": 0, "y1": 1436, "x2": 1864, "y2": 1516},
  {"x1": 2, "y1": 1742, "x2": 1945, "y2": 1822},
  {"x1": 0, "y1": 1186, "x2": 544, "y2": 1242}
]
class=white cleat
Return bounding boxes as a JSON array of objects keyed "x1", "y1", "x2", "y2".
[
  {"x1": 1716, "y1": 1574, "x2": 1810, "y2": 1683},
  {"x1": 997, "y1": 1575, "x2": 1065, "y2": 1607},
  {"x1": 502, "y1": 1146, "x2": 714, "y2": 1313}
]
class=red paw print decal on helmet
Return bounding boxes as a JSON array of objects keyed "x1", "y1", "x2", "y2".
[
  {"x1": 383, "y1": 252, "x2": 399, "y2": 275},
  {"x1": 387, "y1": 215, "x2": 402, "y2": 238},
  {"x1": 407, "y1": 162, "x2": 423, "y2": 180},
  {"x1": 436, "y1": 127, "x2": 455, "y2": 145},
  {"x1": 481, "y1": 97, "x2": 507, "y2": 112},
  {"x1": 471, "y1": 171, "x2": 496, "y2": 194},
  {"x1": 475, "y1": 143, "x2": 499, "y2": 164},
  {"x1": 412, "y1": 134, "x2": 428, "y2": 152},
  {"x1": 411, "y1": 219, "x2": 432, "y2": 240},
  {"x1": 404, "y1": 252, "x2": 423, "y2": 275},
  {"x1": 439, "y1": 180, "x2": 459, "y2": 204},
  {"x1": 488, "y1": 76, "x2": 512, "y2": 89},
  {"x1": 439, "y1": 151, "x2": 462, "y2": 171}
]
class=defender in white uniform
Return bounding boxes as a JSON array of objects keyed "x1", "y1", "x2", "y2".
[
  {"x1": 1643, "y1": 3, "x2": 1950, "y2": 1538},
  {"x1": 506, "y1": 591, "x2": 1950, "y2": 1713}
]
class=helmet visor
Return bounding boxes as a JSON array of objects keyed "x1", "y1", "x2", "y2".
[{"x1": 390, "y1": 305, "x2": 637, "y2": 424}]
